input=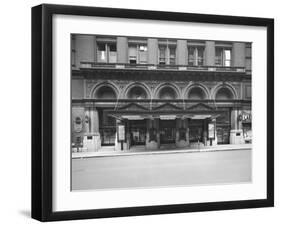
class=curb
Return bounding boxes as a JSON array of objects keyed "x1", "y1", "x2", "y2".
[{"x1": 72, "y1": 145, "x2": 252, "y2": 159}]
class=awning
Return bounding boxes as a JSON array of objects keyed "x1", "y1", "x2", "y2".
[
  {"x1": 190, "y1": 115, "x2": 212, "y2": 120},
  {"x1": 109, "y1": 113, "x2": 221, "y2": 121},
  {"x1": 122, "y1": 115, "x2": 145, "y2": 120},
  {"x1": 160, "y1": 115, "x2": 177, "y2": 120}
]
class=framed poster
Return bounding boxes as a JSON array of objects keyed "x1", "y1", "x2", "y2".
[
  {"x1": 208, "y1": 123, "x2": 215, "y2": 139},
  {"x1": 117, "y1": 124, "x2": 125, "y2": 142},
  {"x1": 32, "y1": 4, "x2": 274, "y2": 221}
]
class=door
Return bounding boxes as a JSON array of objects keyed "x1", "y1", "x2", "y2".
[
  {"x1": 216, "y1": 125, "x2": 230, "y2": 144},
  {"x1": 100, "y1": 127, "x2": 116, "y2": 146},
  {"x1": 159, "y1": 120, "x2": 176, "y2": 144},
  {"x1": 189, "y1": 119, "x2": 204, "y2": 142},
  {"x1": 129, "y1": 120, "x2": 146, "y2": 146}
]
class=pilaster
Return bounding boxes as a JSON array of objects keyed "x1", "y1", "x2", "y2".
[
  {"x1": 204, "y1": 41, "x2": 215, "y2": 66},
  {"x1": 176, "y1": 40, "x2": 187, "y2": 65},
  {"x1": 117, "y1": 37, "x2": 128, "y2": 63},
  {"x1": 75, "y1": 35, "x2": 96, "y2": 68},
  {"x1": 83, "y1": 104, "x2": 101, "y2": 151},
  {"x1": 148, "y1": 38, "x2": 158, "y2": 65},
  {"x1": 232, "y1": 42, "x2": 246, "y2": 67}
]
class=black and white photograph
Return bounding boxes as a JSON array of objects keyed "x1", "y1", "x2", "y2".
[
  {"x1": 71, "y1": 34, "x2": 252, "y2": 191},
  {"x1": 0, "y1": 0, "x2": 278, "y2": 223},
  {"x1": 29, "y1": 2, "x2": 274, "y2": 222}
]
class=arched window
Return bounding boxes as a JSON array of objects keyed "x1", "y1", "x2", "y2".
[
  {"x1": 127, "y1": 86, "x2": 148, "y2": 99},
  {"x1": 158, "y1": 86, "x2": 177, "y2": 99},
  {"x1": 188, "y1": 87, "x2": 206, "y2": 100},
  {"x1": 215, "y1": 87, "x2": 234, "y2": 100},
  {"x1": 95, "y1": 86, "x2": 117, "y2": 99}
]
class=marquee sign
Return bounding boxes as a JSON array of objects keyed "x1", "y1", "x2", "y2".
[
  {"x1": 160, "y1": 115, "x2": 177, "y2": 120},
  {"x1": 122, "y1": 115, "x2": 144, "y2": 120}
]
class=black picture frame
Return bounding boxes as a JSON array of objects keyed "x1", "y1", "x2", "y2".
[{"x1": 31, "y1": 4, "x2": 274, "y2": 222}]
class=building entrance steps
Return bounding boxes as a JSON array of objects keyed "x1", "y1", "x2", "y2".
[
  {"x1": 190, "y1": 142, "x2": 205, "y2": 149},
  {"x1": 72, "y1": 144, "x2": 252, "y2": 158},
  {"x1": 99, "y1": 146, "x2": 115, "y2": 152},
  {"x1": 159, "y1": 144, "x2": 176, "y2": 150}
]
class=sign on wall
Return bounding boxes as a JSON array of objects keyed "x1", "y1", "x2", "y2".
[
  {"x1": 238, "y1": 110, "x2": 252, "y2": 123},
  {"x1": 74, "y1": 116, "x2": 83, "y2": 133}
]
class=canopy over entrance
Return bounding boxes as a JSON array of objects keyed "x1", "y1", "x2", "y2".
[
  {"x1": 106, "y1": 102, "x2": 222, "y2": 121},
  {"x1": 109, "y1": 113, "x2": 220, "y2": 121}
]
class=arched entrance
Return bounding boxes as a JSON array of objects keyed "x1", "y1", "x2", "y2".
[
  {"x1": 125, "y1": 85, "x2": 149, "y2": 147},
  {"x1": 94, "y1": 85, "x2": 117, "y2": 146},
  {"x1": 187, "y1": 86, "x2": 208, "y2": 144},
  {"x1": 155, "y1": 85, "x2": 179, "y2": 146},
  {"x1": 215, "y1": 87, "x2": 234, "y2": 144}
]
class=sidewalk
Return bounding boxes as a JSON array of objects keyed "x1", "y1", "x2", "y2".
[{"x1": 72, "y1": 144, "x2": 252, "y2": 159}]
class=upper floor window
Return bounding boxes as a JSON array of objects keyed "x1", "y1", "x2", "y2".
[
  {"x1": 97, "y1": 42, "x2": 117, "y2": 63},
  {"x1": 129, "y1": 44, "x2": 147, "y2": 64},
  {"x1": 71, "y1": 36, "x2": 76, "y2": 67},
  {"x1": 245, "y1": 85, "x2": 251, "y2": 99},
  {"x1": 188, "y1": 46, "x2": 204, "y2": 66},
  {"x1": 158, "y1": 45, "x2": 176, "y2": 65},
  {"x1": 215, "y1": 48, "x2": 231, "y2": 67}
]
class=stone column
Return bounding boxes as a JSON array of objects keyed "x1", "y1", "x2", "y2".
[
  {"x1": 90, "y1": 107, "x2": 99, "y2": 133},
  {"x1": 75, "y1": 35, "x2": 96, "y2": 68},
  {"x1": 83, "y1": 105, "x2": 101, "y2": 151},
  {"x1": 212, "y1": 119, "x2": 218, "y2": 145},
  {"x1": 125, "y1": 120, "x2": 130, "y2": 150},
  {"x1": 204, "y1": 41, "x2": 215, "y2": 66},
  {"x1": 203, "y1": 119, "x2": 208, "y2": 146},
  {"x1": 117, "y1": 37, "x2": 128, "y2": 63},
  {"x1": 84, "y1": 107, "x2": 90, "y2": 134},
  {"x1": 176, "y1": 118, "x2": 189, "y2": 148},
  {"x1": 115, "y1": 119, "x2": 121, "y2": 151},
  {"x1": 156, "y1": 119, "x2": 160, "y2": 149},
  {"x1": 145, "y1": 119, "x2": 150, "y2": 146},
  {"x1": 176, "y1": 40, "x2": 187, "y2": 65},
  {"x1": 238, "y1": 110, "x2": 243, "y2": 130},
  {"x1": 148, "y1": 38, "x2": 158, "y2": 65},
  {"x1": 232, "y1": 42, "x2": 246, "y2": 67},
  {"x1": 175, "y1": 118, "x2": 180, "y2": 143},
  {"x1": 230, "y1": 109, "x2": 243, "y2": 144},
  {"x1": 231, "y1": 109, "x2": 238, "y2": 130},
  {"x1": 145, "y1": 119, "x2": 158, "y2": 150},
  {"x1": 185, "y1": 119, "x2": 190, "y2": 145}
]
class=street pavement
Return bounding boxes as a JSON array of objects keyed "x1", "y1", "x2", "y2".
[
  {"x1": 72, "y1": 144, "x2": 251, "y2": 158},
  {"x1": 71, "y1": 148, "x2": 251, "y2": 190}
]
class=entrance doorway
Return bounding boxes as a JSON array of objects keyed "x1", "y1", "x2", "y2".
[
  {"x1": 216, "y1": 125, "x2": 230, "y2": 144},
  {"x1": 100, "y1": 127, "x2": 116, "y2": 146},
  {"x1": 159, "y1": 120, "x2": 176, "y2": 144},
  {"x1": 129, "y1": 120, "x2": 146, "y2": 146},
  {"x1": 189, "y1": 119, "x2": 204, "y2": 143}
]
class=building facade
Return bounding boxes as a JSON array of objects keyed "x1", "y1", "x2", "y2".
[{"x1": 71, "y1": 34, "x2": 252, "y2": 152}]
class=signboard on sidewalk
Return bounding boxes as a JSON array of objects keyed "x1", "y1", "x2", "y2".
[
  {"x1": 208, "y1": 123, "x2": 215, "y2": 139},
  {"x1": 117, "y1": 124, "x2": 125, "y2": 141}
]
